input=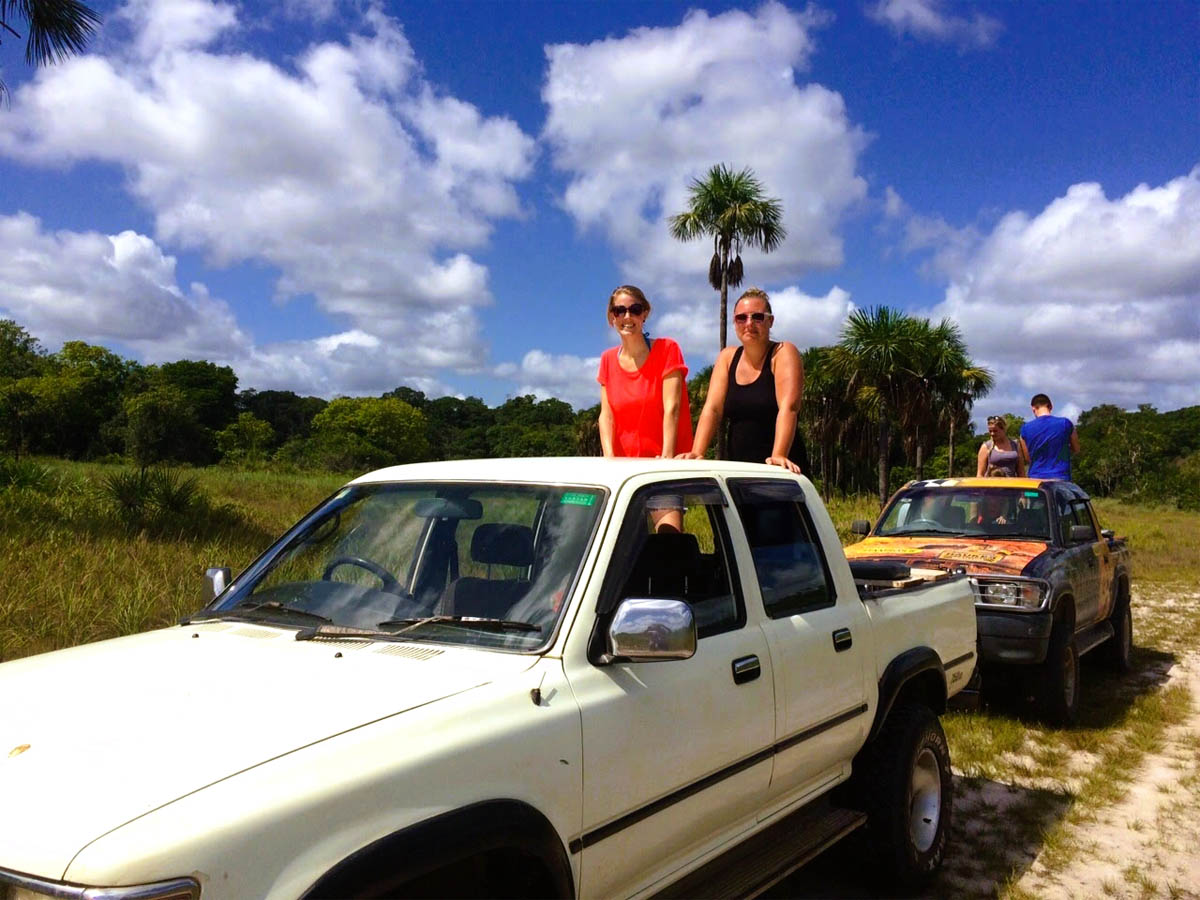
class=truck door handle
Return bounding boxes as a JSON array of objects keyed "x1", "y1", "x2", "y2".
[
  {"x1": 832, "y1": 629, "x2": 853, "y2": 652},
  {"x1": 731, "y1": 655, "x2": 761, "y2": 685}
]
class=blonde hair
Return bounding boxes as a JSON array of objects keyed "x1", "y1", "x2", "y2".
[{"x1": 735, "y1": 287, "x2": 772, "y2": 314}]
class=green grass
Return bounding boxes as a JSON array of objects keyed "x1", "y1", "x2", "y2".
[
  {"x1": 1092, "y1": 497, "x2": 1200, "y2": 584},
  {"x1": 0, "y1": 460, "x2": 342, "y2": 662},
  {"x1": 823, "y1": 493, "x2": 883, "y2": 544}
]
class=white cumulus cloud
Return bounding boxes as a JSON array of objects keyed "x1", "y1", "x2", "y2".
[
  {"x1": 0, "y1": 213, "x2": 459, "y2": 399},
  {"x1": 906, "y1": 167, "x2": 1200, "y2": 416},
  {"x1": 867, "y1": 0, "x2": 1003, "y2": 49},
  {"x1": 542, "y1": 2, "x2": 868, "y2": 304},
  {"x1": 494, "y1": 349, "x2": 602, "y2": 409},
  {"x1": 0, "y1": 0, "x2": 536, "y2": 377}
]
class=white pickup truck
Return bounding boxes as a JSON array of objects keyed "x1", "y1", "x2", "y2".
[{"x1": 0, "y1": 459, "x2": 976, "y2": 900}]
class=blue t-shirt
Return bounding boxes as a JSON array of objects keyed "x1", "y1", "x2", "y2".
[{"x1": 1021, "y1": 415, "x2": 1075, "y2": 480}]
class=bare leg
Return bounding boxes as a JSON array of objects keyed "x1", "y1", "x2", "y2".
[{"x1": 651, "y1": 508, "x2": 683, "y2": 533}]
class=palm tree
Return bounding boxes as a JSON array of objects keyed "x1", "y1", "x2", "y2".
[
  {"x1": 899, "y1": 318, "x2": 993, "y2": 480},
  {"x1": 830, "y1": 307, "x2": 920, "y2": 505},
  {"x1": 0, "y1": 0, "x2": 100, "y2": 102},
  {"x1": 669, "y1": 164, "x2": 786, "y2": 351},
  {"x1": 799, "y1": 346, "x2": 859, "y2": 500}
]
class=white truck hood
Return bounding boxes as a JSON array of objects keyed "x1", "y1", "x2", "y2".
[{"x1": 0, "y1": 621, "x2": 537, "y2": 880}]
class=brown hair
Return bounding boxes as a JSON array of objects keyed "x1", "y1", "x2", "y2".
[
  {"x1": 985, "y1": 466, "x2": 1011, "y2": 477},
  {"x1": 608, "y1": 285, "x2": 651, "y2": 323},
  {"x1": 735, "y1": 287, "x2": 772, "y2": 314},
  {"x1": 1030, "y1": 393, "x2": 1052, "y2": 409}
]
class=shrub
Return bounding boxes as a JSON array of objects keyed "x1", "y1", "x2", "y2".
[
  {"x1": 103, "y1": 468, "x2": 155, "y2": 527},
  {"x1": 0, "y1": 457, "x2": 54, "y2": 492},
  {"x1": 148, "y1": 469, "x2": 204, "y2": 518},
  {"x1": 103, "y1": 467, "x2": 210, "y2": 529},
  {"x1": 216, "y1": 413, "x2": 275, "y2": 465}
]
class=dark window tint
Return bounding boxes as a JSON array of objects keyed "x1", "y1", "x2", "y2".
[
  {"x1": 612, "y1": 481, "x2": 743, "y2": 638},
  {"x1": 1070, "y1": 500, "x2": 1097, "y2": 541},
  {"x1": 730, "y1": 480, "x2": 834, "y2": 617},
  {"x1": 1055, "y1": 491, "x2": 1075, "y2": 544}
]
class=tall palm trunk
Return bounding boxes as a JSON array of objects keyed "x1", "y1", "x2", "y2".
[
  {"x1": 878, "y1": 414, "x2": 889, "y2": 506},
  {"x1": 718, "y1": 235, "x2": 730, "y2": 352},
  {"x1": 716, "y1": 236, "x2": 730, "y2": 459},
  {"x1": 947, "y1": 418, "x2": 955, "y2": 476},
  {"x1": 915, "y1": 425, "x2": 925, "y2": 481}
]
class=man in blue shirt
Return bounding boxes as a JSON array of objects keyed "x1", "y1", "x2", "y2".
[{"x1": 1020, "y1": 393, "x2": 1081, "y2": 480}]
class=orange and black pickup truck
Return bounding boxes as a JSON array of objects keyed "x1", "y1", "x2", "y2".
[{"x1": 844, "y1": 477, "x2": 1132, "y2": 724}]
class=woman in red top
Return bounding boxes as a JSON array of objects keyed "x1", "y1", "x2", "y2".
[
  {"x1": 597, "y1": 286, "x2": 693, "y2": 531},
  {"x1": 597, "y1": 285, "x2": 693, "y2": 459}
]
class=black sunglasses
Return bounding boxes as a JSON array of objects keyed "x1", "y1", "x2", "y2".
[
  {"x1": 611, "y1": 303, "x2": 646, "y2": 317},
  {"x1": 734, "y1": 312, "x2": 768, "y2": 324}
]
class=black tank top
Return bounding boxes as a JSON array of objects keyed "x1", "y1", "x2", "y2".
[{"x1": 725, "y1": 342, "x2": 803, "y2": 465}]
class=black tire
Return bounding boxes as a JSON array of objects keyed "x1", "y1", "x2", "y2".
[
  {"x1": 1099, "y1": 597, "x2": 1133, "y2": 673},
  {"x1": 858, "y1": 703, "x2": 952, "y2": 891},
  {"x1": 1038, "y1": 622, "x2": 1079, "y2": 726}
]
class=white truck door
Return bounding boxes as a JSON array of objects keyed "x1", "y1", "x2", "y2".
[
  {"x1": 727, "y1": 478, "x2": 872, "y2": 810},
  {"x1": 567, "y1": 479, "x2": 775, "y2": 899}
]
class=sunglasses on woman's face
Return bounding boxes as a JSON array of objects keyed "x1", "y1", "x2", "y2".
[
  {"x1": 734, "y1": 312, "x2": 768, "y2": 324},
  {"x1": 611, "y1": 303, "x2": 646, "y2": 317}
]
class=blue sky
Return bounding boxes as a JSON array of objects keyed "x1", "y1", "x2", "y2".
[{"x1": 0, "y1": 0, "x2": 1197, "y2": 422}]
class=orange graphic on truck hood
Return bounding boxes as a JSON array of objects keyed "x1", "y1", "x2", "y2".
[{"x1": 844, "y1": 536, "x2": 1049, "y2": 576}]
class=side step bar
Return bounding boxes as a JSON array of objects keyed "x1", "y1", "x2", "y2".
[
  {"x1": 652, "y1": 801, "x2": 867, "y2": 900},
  {"x1": 1076, "y1": 619, "x2": 1115, "y2": 656}
]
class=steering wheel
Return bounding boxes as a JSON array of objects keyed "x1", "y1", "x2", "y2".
[
  {"x1": 323, "y1": 556, "x2": 403, "y2": 594},
  {"x1": 904, "y1": 518, "x2": 943, "y2": 529}
]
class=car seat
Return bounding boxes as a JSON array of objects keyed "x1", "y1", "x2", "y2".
[
  {"x1": 440, "y1": 523, "x2": 534, "y2": 619},
  {"x1": 622, "y1": 532, "x2": 702, "y2": 599},
  {"x1": 940, "y1": 505, "x2": 967, "y2": 531}
]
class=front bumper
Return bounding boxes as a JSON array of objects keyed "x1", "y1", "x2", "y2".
[
  {"x1": 976, "y1": 608, "x2": 1053, "y2": 665},
  {"x1": 0, "y1": 867, "x2": 198, "y2": 900}
]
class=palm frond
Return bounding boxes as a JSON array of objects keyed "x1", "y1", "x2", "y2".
[
  {"x1": 2, "y1": 0, "x2": 101, "y2": 66},
  {"x1": 708, "y1": 251, "x2": 721, "y2": 290}
]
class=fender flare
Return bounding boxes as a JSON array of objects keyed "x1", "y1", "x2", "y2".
[
  {"x1": 867, "y1": 646, "x2": 947, "y2": 743},
  {"x1": 301, "y1": 800, "x2": 574, "y2": 899}
]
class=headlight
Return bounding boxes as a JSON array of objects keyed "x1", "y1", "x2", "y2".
[
  {"x1": 0, "y1": 871, "x2": 198, "y2": 900},
  {"x1": 969, "y1": 577, "x2": 1047, "y2": 610}
]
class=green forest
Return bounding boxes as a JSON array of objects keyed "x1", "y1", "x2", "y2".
[{"x1": 2, "y1": 316, "x2": 1198, "y2": 509}]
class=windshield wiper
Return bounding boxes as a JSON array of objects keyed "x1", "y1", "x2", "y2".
[
  {"x1": 184, "y1": 601, "x2": 334, "y2": 626},
  {"x1": 377, "y1": 615, "x2": 541, "y2": 634},
  {"x1": 234, "y1": 601, "x2": 335, "y2": 622}
]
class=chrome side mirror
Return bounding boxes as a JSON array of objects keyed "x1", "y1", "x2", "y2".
[
  {"x1": 606, "y1": 598, "x2": 696, "y2": 662},
  {"x1": 850, "y1": 519, "x2": 872, "y2": 536},
  {"x1": 205, "y1": 566, "x2": 232, "y2": 601}
]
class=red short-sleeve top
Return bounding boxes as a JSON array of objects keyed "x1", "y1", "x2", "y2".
[{"x1": 597, "y1": 337, "x2": 693, "y2": 458}]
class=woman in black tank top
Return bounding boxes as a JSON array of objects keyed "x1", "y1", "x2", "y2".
[{"x1": 677, "y1": 288, "x2": 806, "y2": 472}]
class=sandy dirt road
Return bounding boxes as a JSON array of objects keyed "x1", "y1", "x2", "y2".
[{"x1": 770, "y1": 587, "x2": 1200, "y2": 899}]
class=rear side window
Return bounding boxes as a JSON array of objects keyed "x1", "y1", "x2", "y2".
[{"x1": 729, "y1": 479, "x2": 835, "y2": 617}]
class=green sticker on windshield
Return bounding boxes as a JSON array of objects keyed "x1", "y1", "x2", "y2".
[
  {"x1": 561, "y1": 492, "x2": 597, "y2": 506},
  {"x1": 1024, "y1": 491, "x2": 1039, "y2": 497}
]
